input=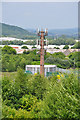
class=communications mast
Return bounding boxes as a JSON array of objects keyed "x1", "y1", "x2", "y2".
[{"x1": 37, "y1": 28, "x2": 48, "y2": 75}]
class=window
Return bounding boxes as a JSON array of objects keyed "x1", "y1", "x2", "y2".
[
  {"x1": 37, "y1": 67, "x2": 40, "y2": 72},
  {"x1": 49, "y1": 67, "x2": 53, "y2": 72}
]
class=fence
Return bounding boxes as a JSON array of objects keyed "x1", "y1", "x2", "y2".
[{"x1": 56, "y1": 67, "x2": 71, "y2": 74}]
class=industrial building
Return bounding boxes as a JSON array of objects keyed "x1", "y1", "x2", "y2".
[{"x1": 25, "y1": 65, "x2": 57, "y2": 76}]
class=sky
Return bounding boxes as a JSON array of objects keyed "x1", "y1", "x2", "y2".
[{"x1": 2, "y1": 2, "x2": 78, "y2": 29}]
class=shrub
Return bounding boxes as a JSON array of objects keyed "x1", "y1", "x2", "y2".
[
  {"x1": 2, "y1": 70, "x2": 80, "y2": 119},
  {"x1": 26, "y1": 74, "x2": 48, "y2": 99},
  {"x1": 17, "y1": 94, "x2": 38, "y2": 111},
  {"x1": 63, "y1": 45, "x2": 69, "y2": 49},
  {"x1": 2, "y1": 45, "x2": 16, "y2": 54},
  {"x1": 36, "y1": 73, "x2": 80, "y2": 119},
  {"x1": 21, "y1": 46, "x2": 28, "y2": 49}
]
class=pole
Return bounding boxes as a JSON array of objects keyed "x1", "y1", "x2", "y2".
[
  {"x1": 40, "y1": 30, "x2": 44, "y2": 75},
  {"x1": 37, "y1": 28, "x2": 48, "y2": 76}
]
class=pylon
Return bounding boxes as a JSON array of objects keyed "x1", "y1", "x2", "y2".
[{"x1": 37, "y1": 28, "x2": 48, "y2": 76}]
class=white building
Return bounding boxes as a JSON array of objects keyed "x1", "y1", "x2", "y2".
[
  {"x1": 75, "y1": 39, "x2": 80, "y2": 42},
  {"x1": 0, "y1": 37, "x2": 21, "y2": 41},
  {"x1": 25, "y1": 65, "x2": 57, "y2": 76}
]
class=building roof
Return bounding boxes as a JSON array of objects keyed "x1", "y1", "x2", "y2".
[{"x1": 26, "y1": 65, "x2": 56, "y2": 67}]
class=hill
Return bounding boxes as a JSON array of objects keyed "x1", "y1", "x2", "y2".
[
  {"x1": 0, "y1": 23, "x2": 36, "y2": 39},
  {"x1": 27, "y1": 28, "x2": 78, "y2": 38},
  {"x1": 48, "y1": 28, "x2": 78, "y2": 38},
  {"x1": 0, "y1": 23, "x2": 78, "y2": 39}
]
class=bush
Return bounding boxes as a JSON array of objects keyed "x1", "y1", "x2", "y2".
[
  {"x1": 17, "y1": 94, "x2": 38, "y2": 111},
  {"x1": 2, "y1": 45, "x2": 16, "y2": 54},
  {"x1": 71, "y1": 42, "x2": 80, "y2": 49},
  {"x1": 45, "y1": 55, "x2": 71, "y2": 68},
  {"x1": 26, "y1": 74, "x2": 48, "y2": 99},
  {"x1": 21, "y1": 46, "x2": 28, "y2": 49},
  {"x1": 63, "y1": 45, "x2": 69, "y2": 49},
  {"x1": 2, "y1": 105, "x2": 34, "y2": 118},
  {"x1": 36, "y1": 73, "x2": 80, "y2": 119},
  {"x1": 2, "y1": 71, "x2": 80, "y2": 119},
  {"x1": 32, "y1": 46, "x2": 36, "y2": 49}
]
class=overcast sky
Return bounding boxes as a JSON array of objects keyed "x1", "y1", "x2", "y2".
[{"x1": 2, "y1": 2, "x2": 78, "y2": 29}]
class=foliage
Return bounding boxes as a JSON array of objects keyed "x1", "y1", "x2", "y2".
[
  {"x1": 63, "y1": 45, "x2": 69, "y2": 49},
  {"x1": 71, "y1": 42, "x2": 80, "y2": 49},
  {"x1": 26, "y1": 74, "x2": 48, "y2": 99},
  {"x1": 2, "y1": 105, "x2": 34, "y2": 118},
  {"x1": 52, "y1": 52, "x2": 66, "y2": 59},
  {"x1": 31, "y1": 61, "x2": 40, "y2": 65},
  {"x1": 25, "y1": 40, "x2": 36, "y2": 45},
  {"x1": 1, "y1": 46, "x2": 79, "y2": 72},
  {"x1": 2, "y1": 45, "x2": 16, "y2": 55},
  {"x1": 1, "y1": 23, "x2": 37, "y2": 39},
  {"x1": 0, "y1": 40, "x2": 37, "y2": 45},
  {"x1": 54, "y1": 47, "x2": 60, "y2": 49},
  {"x1": 68, "y1": 52, "x2": 80, "y2": 68},
  {"x1": 2, "y1": 71, "x2": 80, "y2": 119},
  {"x1": 37, "y1": 73, "x2": 80, "y2": 119},
  {"x1": 1, "y1": 49, "x2": 40, "y2": 72},
  {"x1": 0, "y1": 39, "x2": 76, "y2": 45},
  {"x1": 45, "y1": 55, "x2": 72, "y2": 69},
  {"x1": 32, "y1": 46, "x2": 36, "y2": 48},
  {"x1": 18, "y1": 94, "x2": 38, "y2": 111},
  {"x1": 21, "y1": 46, "x2": 28, "y2": 49},
  {"x1": 49, "y1": 37, "x2": 76, "y2": 45},
  {"x1": 0, "y1": 40, "x2": 24, "y2": 45},
  {"x1": 2, "y1": 54, "x2": 16, "y2": 72}
]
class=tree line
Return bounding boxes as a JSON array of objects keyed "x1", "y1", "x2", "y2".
[
  {"x1": 0, "y1": 45, "x2": 79, "y2": 72},
  {"x1": 0, "y1": 36, "x2": 76, "y2": 45}
]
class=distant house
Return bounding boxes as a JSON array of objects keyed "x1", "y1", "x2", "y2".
[
  {"x1": 63, "y1": 49, "x2": 72, "y2": 56},
  {"x1": 46, "y1": 48, "x2": 79, "y2": 55},
  {"x1": 46, "y1": 49, "x2": 65, "y2": 54},
  {"x1": 16, "y1": 49, "x2": 25, "y2": 54},
  {"x1": 71, "y1": 49, "x2": 79, "y2": 52}
]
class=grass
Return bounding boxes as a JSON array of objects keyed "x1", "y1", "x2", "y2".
[{"x1": 0, "y1": 72, "x2": 17, "y2": 81}]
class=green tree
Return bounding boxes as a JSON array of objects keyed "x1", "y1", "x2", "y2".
[
  {"x1": 71, "y1": 42, "x2": 80, "y2": 49},
  {"x1": 8, "y1": 59, "x2": 16, "y2": 72},
  {"x1": 52, "y1": 52, "x2": 66, "y2": 59},
  {"x1": 19, "y1": 58, "x2": 26, "y2": 69},
  {"x1": 2, "y1": 56, "x2": 9, "y2": 71},
  {"x1": 63, "y1": 45, "x2": 69, "y2": 49},
  {"x1": 2, "y1": 45, "x2": 16, "y2": 54},
  {"x1": 32, "y1": 46, "x2": 36, "y2": 49},
  {"x1": 21, "y1": 46, "x2": 28, "y2": 49},
  {"x1": 26, "y1": 74, "x2": 48, "y2": 99}
]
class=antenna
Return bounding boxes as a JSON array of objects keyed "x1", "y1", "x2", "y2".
[{"x1": 37, "y1": 28, "x2": 48, "y2": 76}]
